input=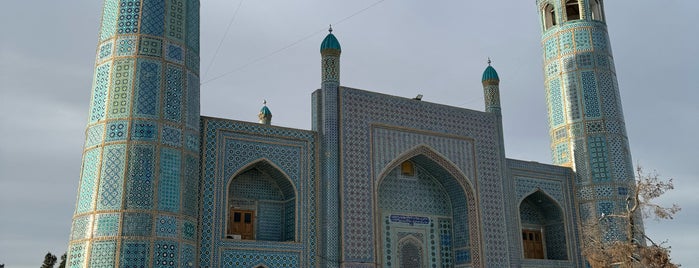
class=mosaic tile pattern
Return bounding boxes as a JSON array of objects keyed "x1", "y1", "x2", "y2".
[
  {"x1": 538, "y1": 0, "x2": 637, "y2": 261},
  {"x1": 70, "y1": 2, "x2": 200, "y2": 266},
  {"x1": 199, "y1": 118, "x2": 317, "y2": 267},
  {"x1": 93, "y1": 213, "x2": 120, "y2": 237},
  {"x1": 120, "y1": 240, "x2": 149, "y2": 268},
  {"x1": 89, "y1": 240, "x2": 117, "y2": 267},
  {"x1": 332, "y1": 88, "x2": 494, "y2": 266}
]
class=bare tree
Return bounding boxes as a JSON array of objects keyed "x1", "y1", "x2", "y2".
[{"x1": 581, "y1": 166, "x2": 681, "y2": 268}]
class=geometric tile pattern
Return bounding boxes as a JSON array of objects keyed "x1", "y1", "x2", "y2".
[
  {"x1": 99, "y1": 0, "x2": 119, "y2": 41},
  {"x1": 378, "y1": 167, "x2": 451, "y2": 216},
  {"x1": 117, "y1": 0, "x2": 140, "y2": 34},
  {"x1": 68, "y1": 242, "x2": 87, "y2": 268},
  {"x1": 97, "y1": 144, "x2": 126, "y2": 210},
  {"x1": 120, "y1": 240, "x2": 150, "y2": 268},
  {"x1": 108, "y1": 59, "x2": 134, "y2": 119},
  {"x1": 199, "y1": 119, "x2": 316, "y2": 267},
  {"x1": 156, "y1": 215, "x2": 178, "y2": 238},
  {"x1": 158, "y1": 147, "x2": 181, "y2": 212},
  {"x1": 141, "y1": 0, "x2": 165, "y2": 36},
  {"x1": 70, "y1": 1, "x2": 200, "y2": 266},
  {"x1": 93, "y1": 213, "x2": 120, "y2": 237},
  {"x1": 89, "y1": 63, "x2": 111, "y2": 123},
  {"x1": 164, "y1": 65, "x2": 183, "y2": 122},
  {"x1": 333, "y1": 87, "x2": 497, "y2": 266},
  {"x1": 539, "y1": 0, "x2": 637, "y2": 252},
  {"x1": 131, "y1": 120, "x2": 158, "y2": 141},
  {"x1": 76, "y1": 148, "x2": 100, "y2": 214},
  {"x1": 220, "y1": 249, "x2": 300, "y2": 267},
  {"x1": 122, "y1": 212, "x2": 152, "y2": 237},
  {"x1": 126, "y1": 144, "x2": 155, "y2": 209},
  {"x1": 153, "y1": 240, "x2": 178, "y2": 268},
  {"x1": 116, "y1": 36, "x2": 137, "y2": 56},
  {"x1": 135, "y1": 60, "x2": 161, "y2": 118},
  {"x1": 165, "y1": 0, "x2": 185, "y2": 42},
  {"x1": 139, "y1": 36, "x2": 163, "y2": 57},
  {"x1": 89, "y1": 240, "x2": 117, "y2": 268}
]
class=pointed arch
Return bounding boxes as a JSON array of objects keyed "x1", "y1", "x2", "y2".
[
  {"x1": 542, "y1": 3, "x2": 557, "y2": 30},
  {"x1": 519, "y1": 190, "x2": 568, "y2": 260},
  {"x1": 397, "y1": 235, "x2": 426, "y2": 268},
  {"x1": 226, "y1": 158, "x2": 297, "y2": 242},
  {"x1": 374, "y1": 144, "x2": 481, "y2": 267}
]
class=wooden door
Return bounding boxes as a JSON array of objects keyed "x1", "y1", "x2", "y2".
[
  {"x1": 522, "y1": 230, "x2": 544, "y2": 259},
  {"x1": 229, "y1": 209, "x2": 255, "y2": 240}
]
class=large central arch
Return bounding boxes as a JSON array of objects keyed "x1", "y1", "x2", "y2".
[{"x1": 374, "y1": 145, "x2": 481, "y2": 267}]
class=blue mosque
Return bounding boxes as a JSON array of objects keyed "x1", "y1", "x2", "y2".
[{"x1": 67, "y1": 0, "x2": 638, "y2": 267}]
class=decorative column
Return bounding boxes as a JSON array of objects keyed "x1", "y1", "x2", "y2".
[
  {"x1": 67, "y1": 0, "x2": 200, "y2": 267},
  {"x1": 313, "y1": 26, "x2": 342, "y2": 268},
  {"x1": 537, "y1": 0, "x2": 638, "y2": 242}
]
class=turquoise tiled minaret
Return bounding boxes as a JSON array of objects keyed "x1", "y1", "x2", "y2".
[
  {"x1": 537, "y1": 0, "x2": 637, "y2": 241},
  {"x1": 67, "y1": 0, "x2": 200, "y2": 266},
  {"x1": 313, "y1": 26, "x2": 342, "y2": 267},
  {"x1": 482, "y1": 59, "x2": 501, "y2": 115}
]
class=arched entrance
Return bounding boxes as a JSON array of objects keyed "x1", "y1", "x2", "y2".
[
  {"x1": 226, "y1": 160, "x2": 296, "y2": 242},
  {"x1": 519, "y1": 190, "x2": 568, "y2": 260},
  {"x1": 375, "y1": 146, "x2": 479, "y2": 267}
]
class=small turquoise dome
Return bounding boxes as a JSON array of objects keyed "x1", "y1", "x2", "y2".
[
  {"x1": 482, "y1": 65, "x2": 499, "y2": 82},
  {"x1": 320, "y1": 33, "x2": 341, "y2": 52},
  {"x1": 260, "y1": 105, "x2": 272, "y2": 116}
]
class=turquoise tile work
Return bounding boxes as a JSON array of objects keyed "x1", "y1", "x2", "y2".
[
  {"x1": 67, "y1": 0, "x2": 640, "y2": 266},
  {"x1": 68, "y1": 0, "x2": 200, "y2": 266},
  {"x1": 538, "y1": 0, "x2": 639, "y2": 261}
]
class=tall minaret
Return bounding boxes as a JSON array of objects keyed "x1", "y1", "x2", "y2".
[
  {"x1": 67, "y1": 0, "x2": 200, "y2": 267},
  {"x1": 313, "y1": 26, "x2": 342, "y2": 267},
  {"x1": 537, "y1": 0, "x2": 638, "y2": 241}
]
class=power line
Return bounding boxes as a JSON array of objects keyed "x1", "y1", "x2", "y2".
[
  {"x1": 201, "y1": 0, "x2": 387, "y2": 86},
  {"x1": 203, "y1": 0, "x2": 245, "y2": 80}
]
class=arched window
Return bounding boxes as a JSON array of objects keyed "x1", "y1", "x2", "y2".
[
  {"x1": 519, "y1": 191, "x2": 568, "y2": 260},
  {"x1": 543, "y1": 4, "x2": 557, "y2": 30},
  {"x1": 565, "y1": 0, "x2": 581, "y2": 21},
  {"x1": 398, "y1": 237, "x2": 424, "y2": 268},
  {"x1": 590, "y1": 0, "x2": 604, "y2": 21},
  {"x1": 227, "y1": 161, "x2": 295, "y2": 242}
]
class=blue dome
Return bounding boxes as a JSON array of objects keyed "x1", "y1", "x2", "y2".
[
  {"x1": 320, "y1": 33, "x2": 341, "y2": 52},
  {"x1": 260, "y1": 106, "x2": 271, "y2": 116},
  {"x1": 482, "y1": 65, "x2": 499, "y2": 82}
]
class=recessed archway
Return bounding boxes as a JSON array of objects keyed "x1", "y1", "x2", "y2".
[
  {"x1": 226, "y1": 159, "x2": 296, "y2": 242},
  {"x1": 519, "y1": 190, "x2": 568, "y2": 260},
  {"x1": 375, "y1": 145, "x2": 480, "y2": 267}
]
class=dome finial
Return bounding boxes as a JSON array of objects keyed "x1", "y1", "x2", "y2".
[
  {"x1": 329, "y1": 24, "x2": 333, "y2": 33},
  {"x1": 263, "y1": 99, "x2": 267, "y2": 105},
  {"x1": 487, "y1": 57, "x2": 492, "y2": 66}
]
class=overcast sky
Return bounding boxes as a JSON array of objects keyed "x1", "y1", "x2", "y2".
[{"x1": 1, "y1": 1, "x2": 697, "y2": 267}]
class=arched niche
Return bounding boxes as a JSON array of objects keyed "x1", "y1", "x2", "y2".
[
  {"x1": 375, "y1": 145, "x2": 480, "y2": 267},
  {"x1": 226, "y1": 159, "x2": 296, "y2": 242},
  {"x1": 519, "y1": 190, "x2": 568, "y2": 260},
  {"x1": 543, "y1": 3, "x2": 557, "y2": 30},
  {"x1": 565, "y1": 0, "x2": 581, "y2": 21}
]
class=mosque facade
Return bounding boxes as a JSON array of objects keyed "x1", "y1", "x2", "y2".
[{"x1": 67, "y1": 0, "x2": 636, "y2": 267}]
